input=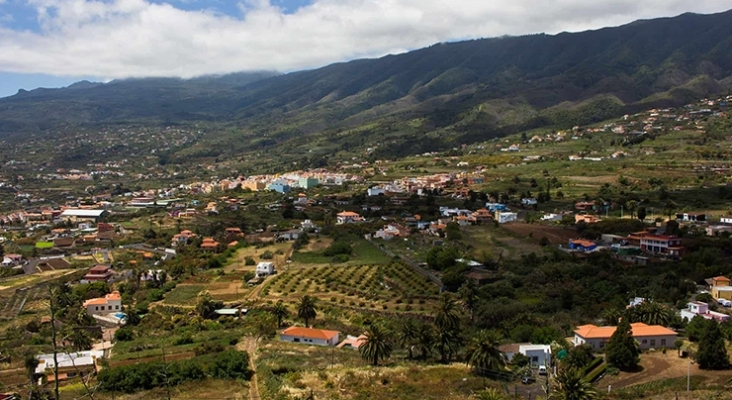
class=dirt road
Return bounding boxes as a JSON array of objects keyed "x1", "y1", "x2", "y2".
[{"x1": 237, "y1": 337, "x2": 260, "y2": 400}]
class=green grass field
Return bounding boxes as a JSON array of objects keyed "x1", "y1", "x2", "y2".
[{"x1": 163, "y1": 285, "x2": 205, "y2": 305}]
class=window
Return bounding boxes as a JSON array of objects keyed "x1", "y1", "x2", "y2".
[
  {"x1": 661, "y1": 339, "x2": 666, "y2": 346},
  {"x1": 294, "y1": 338, "x2": 300, "y2": 342},
  {"x1": 650, "y1": 339, "x2": 656, "y2": 346},
  {"x1": 600, "y1": 342, "x2": 605, "y2": 349},
  {"x1": 642, "y1": 339, "x2": 647, "y2": 344},
  {"x1": 115, "y1": 305, "x2": 119, "y2": 310},
  {"x1": 95, "y1": 306, "x2": 98, "y2": 311}
]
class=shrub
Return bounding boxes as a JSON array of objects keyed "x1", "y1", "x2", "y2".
[
  {"x1": 114, "y1": 327, "x2": 134, "y2": 342},
  {"x1": 244, "y1": 256, "x2": 256, "y2": 266},
  {"x1": 209, "y1": 350, "x2": 253, "y2": 380},
  {"x1": 174, "y1": 334, "x2": 194, "y2": 346}
]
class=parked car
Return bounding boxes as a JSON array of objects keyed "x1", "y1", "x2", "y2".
[
  {"x1": 722, "y1": 299, "x2": 732, "y2": 307},
  {"x1": 538, "y1": 365, "x2": 548, "y2": 376},
  {"x1": 521, "y1": 376, "x2": 536, "y2": 385}
]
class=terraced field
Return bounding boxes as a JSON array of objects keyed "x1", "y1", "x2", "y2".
[{"x1": 259, "y1": 262, "x2": 439, "y2": 312}]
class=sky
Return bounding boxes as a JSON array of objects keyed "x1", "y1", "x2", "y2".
[{"x1": 0, "y1": 0, "x2": 730, "y2": 98}]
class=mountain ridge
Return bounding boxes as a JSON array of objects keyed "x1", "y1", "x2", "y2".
[{"x1": 0, "y1": 9, "x2": 731, "y2": 161}]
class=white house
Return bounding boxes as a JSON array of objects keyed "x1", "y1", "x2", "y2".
[
  {"x1": 256, "y1": 262, "x2": 275, "y2": 277},
  {"x1": 496, "y1": 212, "x2": 518, "y2": 224},
  {"x1": 541, "y1": 213, "x2": 563, "y2": 222},
  {"x1": 499, "y1": 343, "x2": 552, "y2": 368},
  {"x1": 367, "y1": 187, "x2": 386, "y2": 196},
  {"x1": 82, "y1": 291, "x2": 122, "y2": 316},
  {"x1": 336, "y1": 211, "x2": 363, "y2": 225},
  {"x1": 280, "y1": 326, "x2": 340, "y2": 346},
  {"x1": 680, "y1": 301, "x2": 730, "y2": 322},
  {"x1": 36, "y1": 350, "x2": 105, "y2": 381},
  {"x1": 521, "y1": 198, "x2": 538, "y2": 206},
  {"x1": 301, "y1": 220, "x2": 316, "y2": 230},
  {"x1": 573, "y1": 323, "x2": 677, "y2": 351}
]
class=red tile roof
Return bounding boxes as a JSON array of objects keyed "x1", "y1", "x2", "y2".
[{"x1": 282, "y1": 326, "x2": 339, "y2": 340}]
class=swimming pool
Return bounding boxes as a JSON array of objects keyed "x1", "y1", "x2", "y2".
[{"x1": 114, "y1": 313, "x2": 127, "y2": 320}]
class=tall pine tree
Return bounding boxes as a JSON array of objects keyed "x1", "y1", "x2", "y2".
[
  {"x1": 697, "y1": 319, "x2": 730, "y2": 370},
  {"x1": 605, "y1": 318, "x2": 640, "y2": 371}
]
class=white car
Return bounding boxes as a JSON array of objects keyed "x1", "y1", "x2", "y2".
[
  {"x1": 538, "y1": 366, "x2": 547, "y2": 376},
  {"x1": 719, "y1": 299, "x2": 732, "y2": 307}
]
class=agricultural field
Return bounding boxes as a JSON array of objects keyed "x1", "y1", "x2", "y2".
[
  {"x1": 256, "y1": 341, "x2": 489, "y2": 400},
  {"x1": 259, "y1": 261, "x2": 440, "y2": 313},
  {"x1": 162, "y1": 284, "x2": 206, "y2": 306},
  {"x1": 290, "y1": 238, "x2": 392, "y2": 266}
]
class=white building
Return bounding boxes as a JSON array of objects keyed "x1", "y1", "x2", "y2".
[
  {"x1": 256, "y1": 262, "x2": 275, "y2": 277},
  {"x1": 82, "y1": 291, "x2": 122, "y2": 316},
  {"x1": 36, "y1": 350, "x2": 105, "y2": 380},
  {"x1": 499, "y1": 344, "x2": 552, "y2": 368},
  {"x1": 496, "y1": 212, "x2": 518, "y2": 224},
  {"x1": 280, "y1": 326, "x2": 340, "y2": 346},
  {"x1": 573, "y1": 323, "x2": 677, "y2": 351},
  {"x1": 521, "y1": 198, "x2": 538, "y2": 205},
  {"x1": 680, "y1": 301, "x2": 730, "y2": 322},
  {"x1": 367, "y1": 187, "x2": 386, "y2": 196}
]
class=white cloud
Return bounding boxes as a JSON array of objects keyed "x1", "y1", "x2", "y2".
[{"x1": 0, "y1": 0, "x2": 730, "y2": 78}]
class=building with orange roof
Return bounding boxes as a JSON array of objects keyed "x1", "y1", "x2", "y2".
[
  {"x1": 336, "y1": 211, "x2": 364, "y2": 225},
  {"x1": 83, "y1": 291, "x2": 122, "y2": 315},
  {"x1": 568, "y1": 239, "x2": 597, "y2": 252},
  {"x1": 280, "y1": 326, "x2": 340, "y2": 346},
  {"x1": 575, "y1": 214, "x2": 601, "y2": 224},
  {"x1": 81, "y1": 265, "x2": 114, "y2": 284},
  {"x1": 572, "y1": 322, "x2": 676, "y2": 350},
  {"x1": 171, "y1": 230, "x2": 197, "y2": 247},
  {"x1": 200, "y1": 237, "x2": 220, "y2": 252},
  {"x1": 711, "y1": 276, "x2": 732, "y2": 300}
]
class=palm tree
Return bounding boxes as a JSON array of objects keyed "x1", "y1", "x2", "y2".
[
  {"x1": 69, "y1": 329, "x2": 92, "y2": 352},
  {"x1": 416, "y1": 323, "x2": 434, "y2": 361},
  {"x1": 271, "y1": 300, "x2": 289, "y2": 328},
  {"x1": 600, "y1": 308, "x2": 622, "y2": 326},
  {"x1": 458, "y1": 280, "x2": 479, "y2": 324},
  {"x1": 396, "y1": 318, "x2": 418, "y2": 359},
  {"x1": 435, "y1": 327, "x2": 462, "y2": 363},
  {"x1": 466, "y1": 330, "x2": 506, "y2": 373},
  {"x1": 632, "y1": 301, "x2": 671, "y2": 326},
  {"x1": 359, "y1": 324, "x2": 394, "y2": 366},
  {"x1": 552, "y1": 368, "x2": 598, "y2": 400},
  {"x1": 434, "y1": 293, "x2": 461, "y2": 331},
  {"x1": 297, "y1": 295, "x2": 317, "y2": 327}
]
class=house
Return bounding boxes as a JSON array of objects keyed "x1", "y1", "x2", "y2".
[
  {"x1": 224, "y1": 227, "x2": 243, "y2": 239},
  {"x1": 498, "y1": 343, "x2": 552, "y2": 368},
  {"x1": 521, "y1": 198, "x2": 538, "y2": 206},
  {"x1": 277, "y1": 230, "x2": 301, "y2": 241},
  {"x1": 639, "y1": 235, "x2": 684, "y2": 257},
  {"x1": 485, "y1": 203, "x2": 508, "y2": 212},
  {"x1": 301, "y1": 220, "x2": 316, "y2": 230},
  {"x1": 336, "y1": 211, "x2": 364, "y2": 225},
  {"x1": 374, "y1": 224, "x2": 410, "y2": 240},
  {"x1": 711, "y1": 276, "x2": 732, "y2": 300},
  {"x1": 140, "y1": 269, "x2": 164, "y2": 282},
  {"x1": 298, "y1": 177, "x2": 319, "y2": 189},
  {"x1": 36, "y1": 350, "x2": 104, "y2": 382},
  {"x1": 706, "y1": 225, "x2": 732, "y2": 236},
  {"x1": 256, "y1": 262, "x2": 275, "y2": 277},
  {"x1": 575, "y1": 214, "x2": 601, "y2": 224},
  {"x1": 81, "y1": 265, "x2": 114, "y2": 284},
  {"x1": 676, "y1": 213, "x2": 706, "y2": 222},
  {"x1": 1, "y1": 254, "x2": 22, "y2": 267},
  {"x1": 572, "y1": 323, "x2": 677, "y2": 350},
  {"x1": 83, "y1": 291, "x2": 122, "y2": 316},
  {"x1": 171, "y1": 230, "x2": 196, "y2": 247},
  {"x1": 268, "y1": 182, "x2": 291, "y2": 194},
  {"x1": 337, "y1": 335, "x2": 368, "y2": 350},
  {"x1": 680, "y1": 301, "x2": 730, "y2": 322},
  {"x1": 59, "y1": 209, "x2": 108, "y2": 223},
  {"x1": 200, "y1": 237, "x2": 220, "y2": 252},
  {"x1": 280, "y1": 326, "x2": 340, "y2": 346},
  {"x1": 53, "y1": 237, "x2": 75, "y2": 249},
  {"x1": 367, "y1": 187, "x2": 386, "y2": 196},
  {"x1": 471, "y1": 209, "x2": 493, "y2": 223},
  {"x1": 496, "y1": 212, "x2": 517, "y2": 224},
  {"x1": 568, "y1": 239, "x2": 597, "y2": 252}
]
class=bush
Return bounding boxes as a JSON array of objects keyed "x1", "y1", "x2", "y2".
[
  {"x1": 174, "y1": 334, "x2": 194, "y2": 345},
  {"x1": 323, "y1": 241, "x2": 352, "y2": 257},
  {"x1": 261, "y1": 251, "x2": 274, "y2": 260},
  {"x1": 114, "y1": 328, "x2": 134, "y2": 342},
  {"x1": 209, "y1": 350, "x2": 253, "y2": 380},
  {"x1": 98, "y1": 359, "x2": 205, "y2": 393},
  {"x1": 244, "y1": 257, "x2": 256, "y2": 266}
]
